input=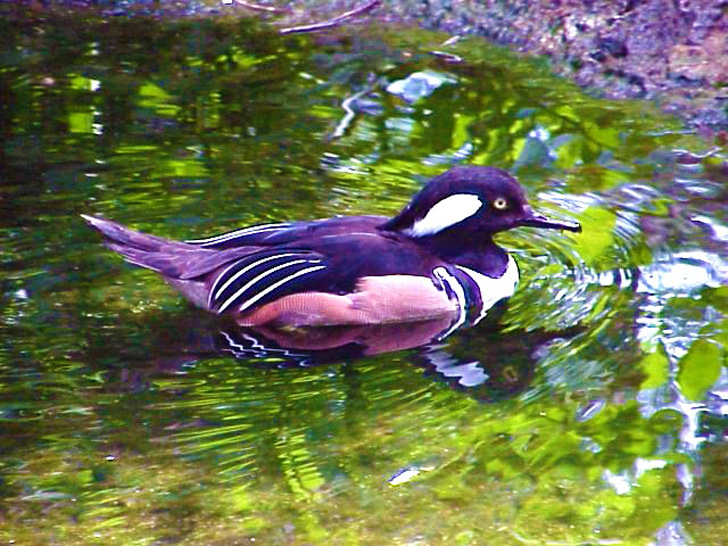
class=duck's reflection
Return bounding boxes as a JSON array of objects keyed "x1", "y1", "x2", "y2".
[
  {"x1": 141, "y1": 308, "x2": 578, "y2": 403},
  {"x1": 217, "y1": 316, "x2": 456, "y2": 362},
  {"x1": 412, "y1": 323, "x2": 575, "y2": 402}
]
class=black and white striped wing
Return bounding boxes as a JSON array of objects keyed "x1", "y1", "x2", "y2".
[{"x1": 208, "y1": 250, "x2": 329, "y2": 314}]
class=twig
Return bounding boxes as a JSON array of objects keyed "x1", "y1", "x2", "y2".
[
  {"x1": 279, "y1": 0, "x2": 381, "y2": 35},
  {"x1": 429, "y1": 51, "x2": 463, "y2": 63},
  {"x1": 441, "y1": 35, "x2": 463, "y2": 47},
  {"x1": 429, "y1": 35, "x2": 464, "y2": 63},
  {"x1": 330, "y1": 78, "x2": 377, "y2": 139},
  {"x1": 235, "y1": 0, "x2": 290, "y2": 14}
]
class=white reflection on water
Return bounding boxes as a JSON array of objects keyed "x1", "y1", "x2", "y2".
[
  {"x1": 386, "y1": 70, "x2": 456, "y2": 103},
  {"x1": 578, "y1": 250, "x2": 727, "y2": 297},
  {"x1": 636, "y1": 251, "x2": 727, "y2": 294},
  {"x1": 425, "y1": 348, "x2": 489, "y2": 388},
  {"x1": 602, "y1": 457, "x2": 668, "y2": 495},
  {"x1": 691, "y1": 214, "x2": 728, "y2": 242},
  {"x1": 651, "y1": 520, "x2": 692, "y2": 546}
]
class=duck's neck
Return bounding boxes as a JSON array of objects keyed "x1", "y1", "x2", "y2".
[{"x1": 417, "y1": 233, "x2": 510, "y2": 278}]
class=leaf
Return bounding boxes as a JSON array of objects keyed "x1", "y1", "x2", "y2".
[
  {"x1": 138, "y1": 82, "x2": 179, "y2": 117},
  {"x1": 68, "y1": 111, "x2": 93, "y2": 134},
  {"x1": 639, "y1": 345, "x2": 669, "y2": 390},
  {"x1": 677, "y1": 339, "x2": 723, "y2": 401},
  {"x1": 570, "y1": 207, "x2": 616, "y2": 268}
]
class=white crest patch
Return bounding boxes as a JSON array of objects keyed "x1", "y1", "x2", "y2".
[{"x1": 405, "y1": 193, "x2": 482, "y2": 237}]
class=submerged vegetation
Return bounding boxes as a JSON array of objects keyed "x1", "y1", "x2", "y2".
[{"x1": 0, "y1": 11, "x2": 726, "y2": 545}]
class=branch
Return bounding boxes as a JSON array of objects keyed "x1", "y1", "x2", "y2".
[
  {"x1": 279, "y1": 0, "x2": 381, "y2": 35},
  {"x1": 429, "y1": 51, "x2": 463, "y2": 63},
  {"x1": 330, "y1": 77, "x2": 377, "y2": 140}
]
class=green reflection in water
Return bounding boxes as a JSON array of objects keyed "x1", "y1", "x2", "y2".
[{"x1": 0, "y1": 11, "x2": 726, "y2": 546}]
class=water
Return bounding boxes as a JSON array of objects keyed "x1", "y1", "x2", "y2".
[{"x1": 1, "y1": 13, "x2": 727, "y2": 545}]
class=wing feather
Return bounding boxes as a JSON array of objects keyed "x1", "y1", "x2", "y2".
[
  {"x1": 185, "y1": 216, "x2": 388, "y2": 249},
  {"x1": 186, "y1": 222, "x2": 295, "y2": 248},
  {"x1": 210, "y1": 250, "x2": 329, "y2": 314}
]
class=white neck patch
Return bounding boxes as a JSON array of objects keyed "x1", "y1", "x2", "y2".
[
  {"x1": 456, "y1": 255, "x2": 519, "y2": 324},
  {"x1": 405, "y1": 193, "x2": 482, "y2": 237}
]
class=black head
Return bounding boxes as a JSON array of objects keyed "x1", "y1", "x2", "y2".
[{"x1": 381, "y1": 166, "x2": 581, "y2": 239}]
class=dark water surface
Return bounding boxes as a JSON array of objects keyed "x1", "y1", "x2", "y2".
[{"x1": 1, "y1": 13, "x2": 727, "y2": 546}]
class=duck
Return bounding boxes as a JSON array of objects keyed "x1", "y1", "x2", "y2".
[{"x1": 82, "y1": 166, "x2": 581, "y2": 328}]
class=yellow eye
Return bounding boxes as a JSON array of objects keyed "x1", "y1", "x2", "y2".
[{"x1": 493, "y1": 197, "x2": 508, "y2": 210}]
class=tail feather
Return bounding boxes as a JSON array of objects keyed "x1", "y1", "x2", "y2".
[
  {"x1": 81, "y1": 214, "x2": 189, "y2": 252},
  {"x1": 83, "y1": 214, "x2": 256, "y2": 280}
]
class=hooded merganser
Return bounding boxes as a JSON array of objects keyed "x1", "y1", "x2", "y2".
[{"x1": 82, "y1": 166, "x2": 581, "y2": 327}]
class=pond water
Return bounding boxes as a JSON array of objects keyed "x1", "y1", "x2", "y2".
[{"x1": 1, "y1": 12, "x2": 727, "y2": 546}]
